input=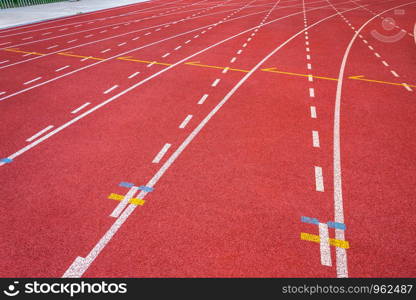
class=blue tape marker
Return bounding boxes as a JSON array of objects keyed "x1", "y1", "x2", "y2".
[
  {"x1": 0, "y1": 158, "x2": 13, "y2": 163},
  {"x1": 301, "y1": 216, "x2": 319, "y2": 225},
  {"x1": 138, "y1": 186, "x2": 154, "y2": 192},
  {"x1": 327, "y1": 221, "x2": 346, "y2": 230},
  {"x1": 119, "y1": 182, "x2": 135, "y2": 188}
]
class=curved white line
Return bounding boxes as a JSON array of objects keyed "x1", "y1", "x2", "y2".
[{"x1": 329, "y1": 0, "x2": 416, "y2": 278}]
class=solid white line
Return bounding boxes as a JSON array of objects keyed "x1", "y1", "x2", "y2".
[
  {"x1": 211, "y1": 78, "x2": 221, "y2": 87},
  {"x1": 319, "y1": 223, "x2": 332, "y2": 266},
  {"x1": 55, "y1": 65, "x2": 70, "y2": 72},
  {"x1": 109, "y1": 186, "x2": 139, "y2": 218},
  {"x1": 312, "y1": 130, "x2": 320, "y2": 147},
  {"x1": 198, "y1": 94, "x2": 209, "y2": 104},
  {"x1": 23, "y1": 77, "x2": 42, "y2": 85},
  {"x1": 309, "y1": 87, "x2": 315, "y2": 97},
  {"x1": 242, "y1": 43, "x2": 248, "y2": 47},
  {"x1": 26, "y1": 125, "x2": 54, "y2": 142},
  {"x1": 314, "y1": 166, "x2": 324, "y2": 192},
  {"x1": 152, "y1": 143, "x2": 171, "y2": 163},
  {"x1": 390, "y1": 70, "x2": 399, "y2": 77},
  {"x1": 71, "y1": 102, "x2": 90, "y2": 114},
  {"x1": 310, "y1": 106, "x2": 317, "y2": 118},
  {"x1": 128, "y1": 71, "x2": 140, "y2": 79},
  {"x1": 103, "y1": 85, "x2": 118, "y2": 94},
  {"x1": 179, "y1": 114, "x2": 193, "y2": 128}
]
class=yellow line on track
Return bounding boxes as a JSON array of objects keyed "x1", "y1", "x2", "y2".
[{"x1": 300, "y1": 232, "x2": 350, "y2": 249}]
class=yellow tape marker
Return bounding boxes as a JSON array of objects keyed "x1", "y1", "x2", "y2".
[
  {"x1": 108, "y1": 193, "x2": 145, "y2": 206},
  {"x1": 300, "y1": 232, "x2": 350, "y2": 249}
]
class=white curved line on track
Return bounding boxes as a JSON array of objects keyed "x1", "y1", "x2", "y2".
[
  {"x1": 60, "y1": 3, "x2": 373, "y2": 278},
  {"x1": 330, "y1": 0, "x2": 416, "y2": 278}
]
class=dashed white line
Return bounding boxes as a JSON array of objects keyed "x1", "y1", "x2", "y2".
[
  {"x1": 374, "y1": 52, "x2": 381, "y2": 58},
  {"x1": 310, "y1": 106, "x2": 317, "y2": 118},
  {"x1": 179, "y1": 114, "x2": 193, "y2": 129},
  {"x1": 307, "y1": 63, "x2": 312, "y2": 70},
  {"x1": 0, "y1": 42, "x2": 11, "y2": 46},
  {"x1": 26, "y1": 125, "x2": 54, "y2": 142},
  {"x1": 390, "y1": 70, "x2": 399, "y2": 77},
  {"x1": 118, "y1": 42, "x2": 127, "y2": 46},
  {"x1": 162, "y1": 52, "x2": 170, "y2": 58},
  {"x1": 55, "y1": 65, "x2": 70, "y2": 72},
  {"x1": 185, "y1": 40, "x2": 191, "y2": 44},
  {"x1": 312, "y1": 130, "x2": 320, "y2": 147},
  {"x1": 381, "y1": 60, "x2": 389, "y2": 67},
  {"x1": 0, "y1": 60, "x2": 10, "y2": 64},
  {"x1": 147, "y1": 61, "x2": 156, "y2": 67},
  {"x1": 128, "y1": 71, "x2": 140, "y2": 79},
  {"x1": 402, "y1": 83, "x2": 413, "y2": 91},
  {"x1": 309, "y1": 87, "x2": 315, "y2": 98},
  {"x1": 71, "y1": 102, "x2": 91, "y2": 114},
  {"x1": 22, "y1": 36, "x2": 34, "y2": 40},
  {"x1": 47, "y1": 45, "x2": 58, "y2": 49},
  {"x1": 152, "y1": 143, "x2": 171, "y2": 163},
  {"x1": 211, "y1": 78, "x2": 221, "y2": 87},
  {"x1": 222, "y1": 67, "x2": 230, "y2": 74},
  {"x1": 306, "y1": 54, "x2": 311, "y2": 60},
  {"x1": 23, "y1": 77, "x2": 42, "y2": 85},
  {"x1": 174, "y1": 45, "x2": 182, "y2": 50},
  {"x1": 101, "y1": 49, "x2": 111, "y2": 53},
  {"x1": 67, "y1": 39, "x2": 77, "y2": 43},
  {"x1": 308, "y1": 74, "x2": 313, "y2": 82},
  {"x1": 237, "y1": 49, "x2": 243, "y2": 55},
  {"x1": 198, "y1": 94, "x2": 209, "y2": 105},
  {"x1": 230, "y1": 57, "x2": 237, "y2": 63},
  {"x1": 314, "y1": 166, "x2": 324, "y2": 192},
  {"x1": 103, "y1": 85, "x2": 118, "y2": 94}
]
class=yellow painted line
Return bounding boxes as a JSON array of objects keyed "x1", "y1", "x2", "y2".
[
  {"x1": 300, "y1": 232, "x2": 350, "y2": 249},
  {"x1": 261, "y1": 67, "x2": 338, "y2": 81},
  {"x1": 117, "y1": 56, "x2": 172, "y2": 66},
  {"x1": 108, "y1": 193, "x2": 145, "y2": 206},
  {"x1": 57, "y1": 52, "x2": 104, "y2": 61},
  {"x1": 185, "y1": 61, "x2": 249, "y2": 73},
  {"x1": 348, "y1": 75, "x2": 416, "y2": 88},
  {"x1": 4, "y1": 48, "x2": 44, "y2": 56}
]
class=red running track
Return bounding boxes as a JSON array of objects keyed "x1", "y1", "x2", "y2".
[{"x1": 0, "y1": 0, "x2": 415, "y2": 278}]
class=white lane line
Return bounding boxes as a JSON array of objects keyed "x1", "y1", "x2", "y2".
[
  {"x1": 242, "y1": 43, "x2": 247, "y2": 47},
  {"x1": 128, "y1": 71, "x2": 140, "y2": 79},
  {"x1": 305, "y1": 41, "x2": 309, "y2": 45},
  {"x1": 381, "y1": 60, "x2": 389, "y2": 67},
  {"x1": 162, "y1": 52, "x2": 170, "y2": 58},
  {"x1": 237, "y1": 49, "x2": 243, "y2": 54},
  {"x1": 307, "y1": 63, "x2": 312, "y2": 70},
  {"x1": 0, "y1": 91, "x2": 6, "y2": 96},
  {"x1": 314, "y1": 166, "x2": 324, "y2": 192},
  {"x1": 310, "y1": 106, "x2": 317, "y2": 118},
  {"x1": 85, "y1": 34, "x2": 93, "y2": 38},
  {"x1": 402, "y1": 83, "x2": 413, "y2": 91},
  {"x1": 247, "y1": 37, "x2": 252, "y2": 42},
  {"x1": 0, "y1": 42, "x2": 11, "y2": 46},
  {"x1": 26, "y1": 125, "x2": 54, "y2": 142},
  {"x1": 222, "y1": 67, "x2": 230, "y2": 74},
  {"x1": 147, "y1": 61, "x2": 156, "y2": 67},
  {"x1": 0, "y1": 60, "x2": 10, "y2": 64},
  {"x1": 306, "y1": 54, "x2": 311, "y2": 60},
  {"x1": 312, "y1": 130, "x2": 320, "y2": 147},
  {"x1": 152, "y1": 143, "x2": 171, "y2": 163},
  {"x1": 198, "y1": 94, "x2": 209, "y2": 104},
  {"x1": 71, "y1": 102, "x2": 91, "y2": 114},
  {"x1": 81, "y1": 56, "x2": 91, "y2": 62},
  {"x1": 193, "y1": 35, "x2": 199, "y2": 38},
  {"x1": 47, "y1": 45, "x2": 59, "y2": 49},
  {"x1": 230, "y1": 57, "x2": 237, "y2": 63},
  {"x1": 308, "y1": 74, "x2": 313, "y2": 82},
  {"x1": 185, "y1": 39, "x2": 191, "y2": 44},
  {"x1": 101, "y1": 48, "x2": 111, "y2": 53},
  {"x1": 22, "y1": 53, "x2": 32, "y2": 57},
  {"x1": 22, "y1": 36, "x2": 34, "y2": 40},
  {"x1": 132, "y1": 37, "x2": 140, "y2": 41},
  {"x1": 118, "y1": 42, "x2": 127, "y2": 46},
  {"x1": 100, "y1": 30, "x2": 108, "y2": 33},
  {"x1": 309, "y1": 87, "x2": 315, "y2": 98},
  {"x1": 55, "y1": 65, "x2": 70, "y2": 72},
  {"x1": 179, "y1": 114, "x2": 193, "y2": 129},
  {"x1": 363, "y1": 39, "x2": 368, "y2": 44},
  {"x1": 319, "y1": 223, "x2": 332, "y2": 266},
  {"x1": 174, "y1": 45, "x2": 182, "y2": 50},
  {"x1": 374, "y1": 52, "x2": 380, "y2": 58},
  {"x1": 390, "y1": 70, "x2": 399, "y2": 77},
  {"x1": 211, "y1": 78, "x2": 221, "y2": 87},
  {"x1": 145, "y1": 32, "x2": 151, "y2": 35},
  {"x1": 59, "y1": 28, "x2": 68, "y2": 31},
  {"x1": 113, "y1": 26, "x2": 121, "y2": 29},
  {"x1": 67, "y1": 39, "x2": 77, "y2": 43},
  {"x1": 103, "y1": 85, "x2": 118, "y2": 94},
  {"x1": 368, "y1": 45, "x2": 374, "y2": 50},
  {"x1": 306, "y1": 47, "x2": 310, "y2": 52},
  {"x1": 23, "y1": 77, "x2": 42, "y2": 85}
]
